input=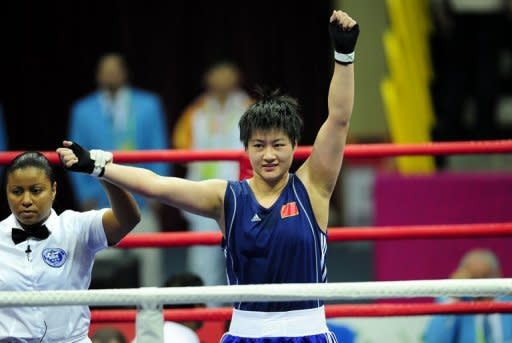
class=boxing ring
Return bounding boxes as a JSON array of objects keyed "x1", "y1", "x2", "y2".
[{"x1": 1, "y1": 139, "x2": 512, "y2": 342}]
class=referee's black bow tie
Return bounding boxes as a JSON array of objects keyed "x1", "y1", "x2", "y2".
[{"x1": 12, "y1": 225, "x2": 51, "y2": 245}]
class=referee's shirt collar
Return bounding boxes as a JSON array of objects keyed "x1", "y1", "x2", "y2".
[{"x1": 9, "y1": 208, "x2": 56, "y2": 233}]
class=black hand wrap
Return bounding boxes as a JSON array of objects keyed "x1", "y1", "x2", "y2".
[
  {"x1": 329, "y1": 22, "x2": 360, "y2": 65},
  {"x1": 65, "y1": 142, "x2": 96, "y2": 175}
]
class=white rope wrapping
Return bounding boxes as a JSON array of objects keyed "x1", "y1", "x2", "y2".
[{"x1": 1, "y1": 279, "x2": 512, "y2": 307}]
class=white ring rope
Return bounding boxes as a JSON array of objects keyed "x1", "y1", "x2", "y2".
[{"x1": 1, "y1": 279, "x2": 512, "y2": 308}]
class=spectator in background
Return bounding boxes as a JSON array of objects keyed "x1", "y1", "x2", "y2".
[
  {"x1": 430, "y1": 0, "x2": 509, "y2": 143},
  {"x1": 91, "y1": 327, "x2": 127, "y2": 343},
  {"x1": 68, "y1": 53, "x2": 171, "y2": 287},
  {"x1": 172, "y1": 61, "x2": 253, "y2": 287},
  {"x1": 0, "y1": 104, "x2": 6, "y2": 153},
  {"x1": 0, "y1": 104, "x2": 8, "y2": 217},
  {"x1": 424, "y1": 248, "x2": 512, "y2": 343},
  {"x1": 132, "y1": 272, "x2": 204, "y2": 343}
]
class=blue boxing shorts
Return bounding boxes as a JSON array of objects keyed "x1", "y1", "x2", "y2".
[{"x1": 221, "y1": 306, "x2": 338, "y2": 343}]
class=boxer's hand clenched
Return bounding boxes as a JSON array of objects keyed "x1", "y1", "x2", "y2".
[
  {"x1": 56, "y1": 140, "x2": 112, "y2": 177},
  {"x1": 329, "y1": 10, "x2": 359, "y2": 65}
]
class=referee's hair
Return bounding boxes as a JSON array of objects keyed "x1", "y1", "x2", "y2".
[{"x1": 6, "y1": 151, "x2": 55, "y2": 184}]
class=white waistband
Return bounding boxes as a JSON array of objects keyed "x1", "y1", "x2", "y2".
[{"x1": 228, "y1": 306, "x2": 328, "y2": 338}]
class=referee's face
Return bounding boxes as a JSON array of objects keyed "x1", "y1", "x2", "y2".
[{"x1": 6, "y1": 167, "x2": 56, "y2": 227}]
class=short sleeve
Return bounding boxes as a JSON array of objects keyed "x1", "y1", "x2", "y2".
[{"x1": 63, "y1": 209, "x2": 109, "y2": 254}]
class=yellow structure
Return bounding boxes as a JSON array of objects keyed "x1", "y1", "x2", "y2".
[{"x1": 381, "y1": 0, "x2": 436, "y2": 173}]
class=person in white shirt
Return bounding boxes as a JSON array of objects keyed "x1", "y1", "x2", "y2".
[{"x1": 0, "y1": 145, "x2": 140, "y2": 342}]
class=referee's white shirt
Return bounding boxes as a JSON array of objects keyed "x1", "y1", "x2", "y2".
[{"x1": 0, "y1": 208, "x2": 108, "y2": 342}]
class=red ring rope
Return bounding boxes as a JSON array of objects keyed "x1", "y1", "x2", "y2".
[
  {"x1": 117, "y1": 222, "x2": 512, "y2": 248},
  {"x1": 1, "y1": 140, "x2": 511, "y2": 164},
  {"x1": 90, "y1": 302, "x2": 512, "y2": 322}
]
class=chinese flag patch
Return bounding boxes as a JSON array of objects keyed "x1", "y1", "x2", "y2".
[{"x1": 281, "y1": 202, "x2": 299, "y2": 218}]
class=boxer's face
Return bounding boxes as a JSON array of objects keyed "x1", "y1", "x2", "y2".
[{"x1": 246, "y1": 128, "x2": 296, "y2": 184}]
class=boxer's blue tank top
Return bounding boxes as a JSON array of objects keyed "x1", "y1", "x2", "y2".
[{"x1": 222, "y1": 173, "x2": 328, "y2": 312}]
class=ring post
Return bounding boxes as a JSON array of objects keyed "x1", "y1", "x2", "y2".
[{"x1": 136, "y1": 288, "x2": 164, "y2": 343}]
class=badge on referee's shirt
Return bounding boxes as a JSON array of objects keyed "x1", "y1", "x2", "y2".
[{"x1": 42, "y1": 248, "x2": 68, "y2": 268}]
